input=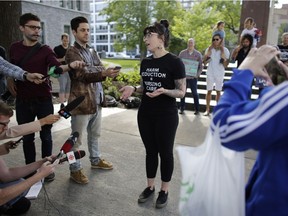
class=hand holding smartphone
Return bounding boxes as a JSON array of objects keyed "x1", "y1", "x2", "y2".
[
  {"x1": 114, "y1": 66, "x2": 122, "y2": 70},
  {"x1": 9, "y1": 137, "x2": 23, "y2": 149}
]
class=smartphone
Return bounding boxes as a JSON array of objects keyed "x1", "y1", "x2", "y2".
[
  {"x1": 114, "y1": 66, "x2": 122, "y2": 70},
  {"x1": 9, "y1": 137, "x2": 23, "y2": 149},
  {"x1": 41, "y1": 74, "x2": 50, "y2": 80},
  {"x1": 14, "y1": 137, "x2": 23, "y2": 144}
]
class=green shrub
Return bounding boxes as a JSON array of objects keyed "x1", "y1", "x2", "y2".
[{"x1": 103, "y1": 68, "x2": 141, "y2": 100}]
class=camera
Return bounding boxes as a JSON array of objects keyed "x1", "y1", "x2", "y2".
[{"x1": 265, "y1": 57, "x2": 287, "y2": 85}]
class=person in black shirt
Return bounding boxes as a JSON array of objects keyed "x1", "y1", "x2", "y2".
[
  {"x1": 277, "y1": 32, "x2": 288, "y2": 65},
  {"x1": 120, "y1": 19, "x2": 186, "y2": 208},
  {"x1": 231, "y1": 34, "x2": 253, "y2": 68},
  {"x1": 53, "y1": 33, "x2": 71, "y2": 108}
]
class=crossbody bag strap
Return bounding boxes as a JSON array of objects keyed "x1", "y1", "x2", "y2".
[{"x1": 18, "y1": 42, "x2": 43, "y2": 67}]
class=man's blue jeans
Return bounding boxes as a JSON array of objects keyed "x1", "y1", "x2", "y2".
[
  {"x1": 16, "y1": 98, "x2": 53, "y2": 164},
  {"x1": 180, "y1": 78, "x2": 199, "y2": 112},
  {"x1": 0, "y1": 179, "x2": 28, "y2": 210},
  {"x1": 70, "y1": 106, "x2": 102, "y2": 172}
]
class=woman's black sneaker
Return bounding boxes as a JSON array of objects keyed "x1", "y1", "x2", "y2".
[
  {"x1": 156, "y1": 190, "x2": 168, "y2": 208},
  {"x1": 138, "y1": 187, "x2": 155, "y2": 203}
]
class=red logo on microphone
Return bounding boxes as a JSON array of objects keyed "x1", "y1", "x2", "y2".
[{"x1": 68, "y1": 154, "x2": 75, "y2": 161}]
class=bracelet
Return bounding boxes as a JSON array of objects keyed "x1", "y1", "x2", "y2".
[
  {"x1": 68, "y1": 63, "x2": 73, "y2": 70},
  {"x1": 133, "y1": 86, "x2": 137, "y2": 92}
]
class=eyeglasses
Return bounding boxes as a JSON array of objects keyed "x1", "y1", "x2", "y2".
[
  {"x1": 143, "y1": 32, "x2": 158, "y2": 40},
  {"x1": 212, "y1": 38, "x2": 220, "y2": 41},
  {"x1": 24, "y1": 25, "x2": 41, "y2": 31},
  {"x1": 0, "y1": 120, "x2": 10, "y2": 127}
]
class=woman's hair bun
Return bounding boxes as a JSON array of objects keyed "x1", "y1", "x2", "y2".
[{"x1": 160, "y1": 19, "x2": 169, "y2": 29}]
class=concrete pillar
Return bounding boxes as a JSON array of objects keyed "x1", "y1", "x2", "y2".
[{"x1": 240, "y1": 0, "x2": 270, "y2": 47}]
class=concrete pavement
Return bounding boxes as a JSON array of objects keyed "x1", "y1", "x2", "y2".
[{"x1": 1, "y1": 105, "x2": 257, "y2": 216}]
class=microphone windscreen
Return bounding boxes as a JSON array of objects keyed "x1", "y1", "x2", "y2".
[
  {"x1": 65, "y1": 96, "x2": 85, "y2": 112},
  {"x1": 60, "y1": 142, "x2": 73, "y2": 153},
  {"x1": 74, "y1": 150, "x2": 86, "y2": 159}
]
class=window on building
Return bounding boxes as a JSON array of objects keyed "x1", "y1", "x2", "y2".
[
  {"x1": 64, "y1": 25, "x2": 70, "y2": 35},
  {"x1": 40, "y1": 22, "x2": 45, "y2": 44},
  {"x1": 59, "y1": 0, "x2": 64, "y2": 7},
  {"x1": 76, "y1": 0, "x2": 81, "y2": 11},
  {"x1": 67, "y1": 0, "x2": 74, "y2": 9},
  {"x1": 96, "y1": 45, "x2": 108, "y2": 52},
  {"x1": 96, "y1": 25, "x2": 108, "y2": 32},
  {"x1": 96, "y1": 35, "x2": 108, "y2": 42}
]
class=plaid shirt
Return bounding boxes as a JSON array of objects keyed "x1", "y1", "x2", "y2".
[
  {"x1": 0, "y1": 56, "x2": 24, "y2": 81},
  {"x1": 178, "y1": 49, "x2": 203, "y2": 78}
]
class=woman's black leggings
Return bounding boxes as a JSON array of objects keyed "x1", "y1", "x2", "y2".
[{"x1": 137, "y1": 109, "x2": 179, "y2": 182}]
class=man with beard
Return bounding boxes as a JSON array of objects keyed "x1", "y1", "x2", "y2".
[
  {"x1": 7, "y1": 13, "x2": 84, "y2": 182},
  {"x1": 231, "y1": 34, "x2": 253, "y2": 68},
  {"x1": 65, "y1": 16, "x2": 120, "y2": 184}
]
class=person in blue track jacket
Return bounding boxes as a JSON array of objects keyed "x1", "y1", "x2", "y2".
[{"x1": 212, "y1": 45, "x2": 288, "y2": 216}]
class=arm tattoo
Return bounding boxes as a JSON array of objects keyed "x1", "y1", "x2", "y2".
[{"x1": 164, "y1": 78, "x2": 186, "y2": 98}]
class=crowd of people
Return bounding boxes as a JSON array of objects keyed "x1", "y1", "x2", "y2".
[{"x1": 0, "y1": 11, "x2": 288, "y2": 216}]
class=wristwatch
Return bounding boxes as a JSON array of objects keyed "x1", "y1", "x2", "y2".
[{"x1": 23, "y1": 72, "x2": 28, "y2": 81}]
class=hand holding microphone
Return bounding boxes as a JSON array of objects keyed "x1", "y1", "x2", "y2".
[
  {"x1": 58, "y1": 96, "x2": 85, "y2": 119},
  {"x1": 55, "y1": 131, "x2": 79, "y2": 160}
]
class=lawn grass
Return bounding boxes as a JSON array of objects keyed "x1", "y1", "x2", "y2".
[{"x1": 102, "y1": 58, "x2": 140, "y2": 69}]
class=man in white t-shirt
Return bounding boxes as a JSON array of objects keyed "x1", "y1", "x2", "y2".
[
  {"x1": 240, "y1": 17, "x2": 258, "y2": 47},
  {"x1": 203, "y1": 33, "x2": 230, "y2": 116}
]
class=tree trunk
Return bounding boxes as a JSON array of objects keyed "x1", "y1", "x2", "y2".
[{"x1": 0, "y1": 1, "x2": 22, "y2": 58}]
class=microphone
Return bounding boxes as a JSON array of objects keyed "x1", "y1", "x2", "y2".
[
  {"x1": 48, "y1": 66, "x2": 63, "y2": 78},
  {"x1": 60, "y1": 131, "x2": 79, "y2": 153},
  {"x1": 59, "y1": 150, "x2": 86, "y2": 163},
  {"x1": 55, "y1": 132, "x2": 79, "y2": 159},
  {"x1": 58, "y1": 96, "x2": 85, "y2": 119}
]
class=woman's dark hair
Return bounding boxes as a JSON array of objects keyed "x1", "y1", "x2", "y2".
[
  {"x1": 143, "y1": 19, "x2": 170, "y2": 47},
  {"x1": 241, "y1": 34, "x2": 253, "y2": 48}
]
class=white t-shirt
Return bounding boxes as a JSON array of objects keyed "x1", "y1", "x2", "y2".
[
  {"x1": 241, "y1": 28, "x2": 257, "y2": 47},
  {"x1": 205, "y1": 47, "x2": 230, "y2": 76}
]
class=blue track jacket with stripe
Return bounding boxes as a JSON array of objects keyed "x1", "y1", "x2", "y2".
[{"x1": 212, "y1": 69, "x2": 288, "y2": 216}]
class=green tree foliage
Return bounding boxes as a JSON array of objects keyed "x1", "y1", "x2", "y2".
[
  {"x1": 172, "y1": 0, "x2": 241, "y2": 53},
  {"x1": 101, "y1": 0, "x2": 185, "y2": 57},
  {"x1": 102, "y1": 0, "x2": 241, "y2": 56},
  {"x1": 101, "y1": 1, "x2": 152, "y2": 58}
]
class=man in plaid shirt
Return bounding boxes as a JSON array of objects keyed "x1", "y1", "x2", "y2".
[{"x1": 178, "y1": 38, "x2": 203, "y2": 115}]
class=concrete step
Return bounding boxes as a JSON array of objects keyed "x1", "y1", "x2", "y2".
[{"x1": 181, "y1": 67, "x2": 260, "y2": 112}]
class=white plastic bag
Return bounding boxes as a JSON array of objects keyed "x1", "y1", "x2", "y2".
[{"x1": 176, "y1": 126, "x2": 245, "y2": 216}]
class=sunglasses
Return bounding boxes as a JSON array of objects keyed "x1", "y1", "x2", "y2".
[{"x1": 212, "y1": 38, "x2": 220, "y2": 41}]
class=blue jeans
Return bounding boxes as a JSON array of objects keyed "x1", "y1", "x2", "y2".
[
  {"x1": 69, "y1": 106, "x2": 102, "y2": 172},
  {"x1": 0, "y1": 179, "x2": 28, "y2": 209},
  {"x1": 16, "y1": 98, "x2": 53, "y2": 164},
  {"x1": 180, "y1": 78, "x2": 199, "y2": 112}
]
